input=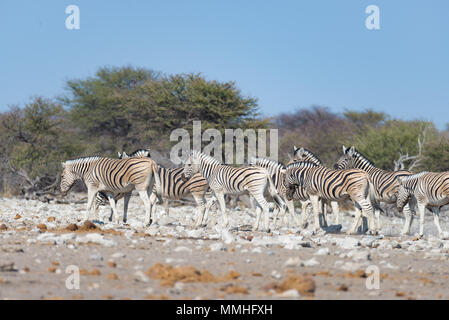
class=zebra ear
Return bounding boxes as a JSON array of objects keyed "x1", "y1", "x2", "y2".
[
  {"x1": 118, "y1": 152, "x2": 122, "y2": 158},
  {"x1": 342, "y1": 145, "x2": 347, "y2": 154},
  {"x1": 348, "y1": 146, "x2": 355, "y2": 156},
  {"x1": 396, "y1": 176, "x2": 405, "y2": 185},
  {"x1": 293, "y1": 145, "x2": 298, "y2": 153},
  {"x1": 299, "y1": 147, "x2": 305, "y2": 156}
]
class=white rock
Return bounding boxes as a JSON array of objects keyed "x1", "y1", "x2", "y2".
[
  {"x1": 315, "y1": 247, "x2": 330, "y2": 256},
  {"x1": 302, "y1": 257, "x2": 320, "y2": 267},
  {"x1": 209, "y1": 242, "x2": 224, "y2": 252},
  {"x1": 174, "y1": 246, "x2": 192, "y2": 253},
  {"x1": 252, "y1": 247, "x2": 262, "y2": 254},
  {"x1": 278, "y1": 289, "x2": 300, "y2": 298},
  {"x1": 335, "y1": 237, "x2": 360, "y2": 249},
  {"x1": 283, "y1": 257, "x2": 302, "y2": 268},
  {"x1": 347, "y1": 250, "x2": 370, "y2": 261},
  {"x1": 271, "y1": 270, "x2": 282, "y2": 279},
  {"x1": 134, "y1": 270, "x2": 150, "y2": 282},
  {"x1": 112, "y1": 252, "x2": 126, "y2": 259}
]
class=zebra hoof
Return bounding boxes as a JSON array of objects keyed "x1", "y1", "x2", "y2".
[
  {"x1": 123, "y1": 219, "x2": 127, "y2": 224},
  {"x1": 146, "y1": 219, "x2": 153, "y2": 227}
]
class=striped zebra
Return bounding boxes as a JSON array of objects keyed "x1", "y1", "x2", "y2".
[
  {"x1": 60, "y1": 155, "x2": 161, "y2": 226},
  {"x1": 249, "y1": 157, "x2": 308, "y2": 229},
  {"x1": 291, "y1": 147, "x2": 340, "y2": 226},
  {"x1": 182, "y1": 151, "x2": 286, "y2": 231},
  {"x1": 335, "y1": 146, "x2": 414, "y2": 234},
  {"x1": 397, "y1": 171, "x2": 449, "y2": 238},
  {"x1": 94, "y1": 149, "x2": 152, "y2": 223},
  {"x1": 120, "y1": 151, "x2": 217, "y2": 227},
  {"x1": 284, "y1": 161, "x2": 381, "y2": 234}
]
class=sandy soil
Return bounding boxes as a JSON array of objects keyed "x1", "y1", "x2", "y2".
[{"x1": 1, "y1": 195, "x2": 449, "y2": 300}]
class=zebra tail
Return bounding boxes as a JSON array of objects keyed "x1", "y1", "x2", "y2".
[
  {"x1": 152, "y1": 162, "x2": 163, "y2": 198},
  {"x1": 367, "y1": 181, "x2": 384, "y2": 214},
  {"x1": 266, "y1": 171, "x2": 286, "y2": 210}
]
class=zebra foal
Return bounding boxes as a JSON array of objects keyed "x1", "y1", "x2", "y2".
[
  {"x1": 397, "y1": 171, "x2": 449, "y2": 238},
  {"x1": 182, "y1": 151, "x2": 285, "y2": 231}
]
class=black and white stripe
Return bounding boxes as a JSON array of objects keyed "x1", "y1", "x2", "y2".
[
  {"x1": 292, "y1": 147, "x2": 340, "y2": 226},
  {"x1": 397, "y1": 171, "x2": 449, "y2": 238},
  {"x1": 285, "y1": 161, "x2": 381, "y2": 234},
  {"x1": 183, "y1": 151, "x2": 286, "y2": 231},
  {"x1": 335, "y1": 145, "x2": 414, "y2": 234},
  {"x1": 60, "y1": 154, "x2": 161, "y2": 225}
]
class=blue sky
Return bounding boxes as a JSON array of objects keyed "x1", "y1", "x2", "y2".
[{"x1": 1, "y1": 1, "x2": 448, "y2": 128}]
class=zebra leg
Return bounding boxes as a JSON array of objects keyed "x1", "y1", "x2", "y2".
[
  {"x1": 418, "y1": 203, "x2": 426, "y2": 237},
  {"x1": 216, "y1": 192, "x2": 229, "y2": 228},
  {"x1": 287, "y1": 199, "x2": 301, "y2": 228},
  {"x1": 331, "y1": 201, "x2": 340, "y2": 225},
  {"x1": 431, "y1": 207, "x2": 443, "y2": 238},
  {"x1": 401, "y1": 202, "x2": 414, "y2": 235},
  {"x1": 192, "y1": 193, "x2": 207, "y2": 227},
  {"x1": 272, "y1": 206, "x2": 280, "y2": 229},
  {"x1": 347, "y1": 202, "x2": 363, "y2": 235},
  {"x1": 310, "y1": 195, "x2": 321, "y2": 231},
  {"x1": 300, "y1": 200, "x2": 311, "y2": 229},
  {"x1": 320, "y1": 200, "x2": 328, "y2": 227},
  {"x1": 85, "y1": 188, "x2": 97, "y2": 221},
  {"x1": 139, "y1": 190, "x2": 155, "y2": 226},
  {"x1": 122, "y1": 193, "x2": 131, "y2": 224},
  {"x1": 359, "y1": 199, "x2": 376, "y2": 235},
  {"x1": 107, "y1": 194, "x2": 120, "y2": 224}
]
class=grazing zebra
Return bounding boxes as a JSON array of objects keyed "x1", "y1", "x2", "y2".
[
  {"x1": 249, "y1": 157, "x2": 309, "y2": 229},
  {"x1": 94, "y1": 149, "x2": 152, "y2": 223},
  {"x1": 335, "y1": 145, "x2": 414, "y2": 234},
  {"x1": 60, "y1": 156, "x2": 161, "y2": 226},
  {"x1": 397, "y1": 172, "x2": 449, "y2": 238},
  {"x1": 182, "y1": 151, "x2": 286, "y2": 231},
  {"x1": 284, "y1": 161, "x2": 381, "y2": 234},
  {"x1": 291, "y1": 146, "x2": 340, "y2": 225}
]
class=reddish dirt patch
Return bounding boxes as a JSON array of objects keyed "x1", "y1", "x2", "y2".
[
  {"x1": 0, "y1": 224, "x2": 7, "y2": 231},
  {"x1": 146, "y1": 263, "x2": 217, "y2": 287},
  {"x1": 264, "y1": 274, "x2": 316, "y2": 297},
  {"x1": 220, "y1": 284, "x2": 249, "y2": 295}
]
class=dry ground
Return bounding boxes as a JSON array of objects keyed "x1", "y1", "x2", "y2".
[{"x1": 1, "y1": 195, "x2": 449, "y2": 300}]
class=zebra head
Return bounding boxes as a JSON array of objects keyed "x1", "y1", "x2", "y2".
[
  {"x1": 396, "y1": 176, "x2": 412, "y2": 212},
  {"x1": 334, "y1": 145, "x2": 356, "y2": 169},
  {"x1": 60, "y1": 162, "x2": 79, "y2": 194},
  {"x1": 284, "y1": 162, "x2": 311, "y2": 200},
  {"x1": 292, "y1": 146, "x2": 322, "y2": 165},
  {"x1": 182, "y1": 150, "x2": 200, "y2": 181}
]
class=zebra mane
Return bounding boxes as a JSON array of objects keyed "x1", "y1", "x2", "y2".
[
  {"x1": 399, "y1": 171, "x2": 429, "y2": 183},
  {"x1": 346, "y1": 147, "x2": 374, "y2": 167},
  {"x1": 293, "y1": 147, "x2": 322, "y2": 165},
  {"x1": 191, "y1": 150, "x2": 221, "y2": 165},
  {"x1": 286, "y1": 161, "x2": 319, "y2": 170},
  {"x1": 63, "y1": 156, "x2": 101, "y2": 166},
  {"x1": 250, "y1": 157, "x2": 285, "y2": 175},
  {"x1": 128, "y1": 148, "x2": 151, "y2": 157}
]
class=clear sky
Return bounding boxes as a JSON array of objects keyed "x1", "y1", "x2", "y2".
[{"x1": 1, "y1": 1, "x2": 448, "y2": 128}]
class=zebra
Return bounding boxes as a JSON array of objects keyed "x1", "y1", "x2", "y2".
[
  {"x1": 284, "y1": 161, "x2": 381, "y2": 234},
  {"x1": 397, "y1": 171, "x2": 449, "y2": 238},
  {"x1": 291, "y1": 146, "x2": 340, "y2": 226},
  {"x1": 60, "y1": 155, "x2": 161, "y2": 226},
  {"x1": 334, "y1": 145, "x2": 414, "y2": 235},
  {"x1": 249, "y1": 157, "x2": 308, "y2": 229},
  {"x1": 182, "y1": 151, "x2": 286, "y2": 231},
  {"x1": 94, "y1": 149, "x2": 152, "y2": 223}
]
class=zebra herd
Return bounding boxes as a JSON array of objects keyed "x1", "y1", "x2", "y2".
[{"x1": 60, "y1": 145, "x2": 449, "y2": 238}]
